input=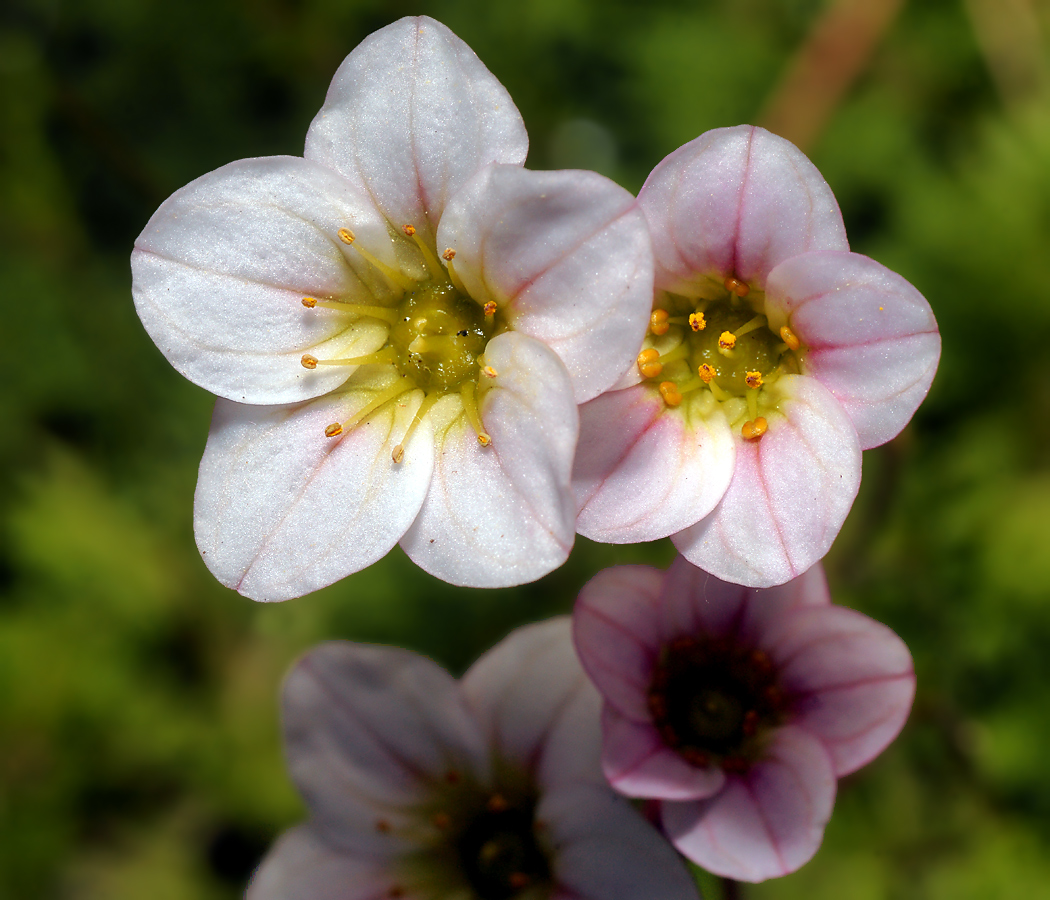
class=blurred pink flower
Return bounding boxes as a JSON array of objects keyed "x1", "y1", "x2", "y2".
[
  {"x1": 131, "y1": 16, "x2": 653, "y2": 598},
  {"x1": 573, "y1": 557, "x2": 915, "y2": 882},
  {"x1": 248, "y1": 619, "x2": 700, "y2": 900},
  {"x1": 573, "y1": 125, "x2": 940, "y2": 587}
]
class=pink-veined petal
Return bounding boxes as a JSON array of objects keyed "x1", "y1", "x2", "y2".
[
  {"x1": 662, "y1": 726, "x2": 836, "y2": 882},
  {"x1": 193, "y1": 371, "x2": 434, "y2": 602},
  {"x1": 304, "y1": 16, "x2": 527, "y2": 244},
  {"x1": 438, "y1": 165, "x2": 653, "y2": 402},
  {"x1": 765, "y1": 605, "x2": 915, "y2": 777},
  {"x1": 573, "y1": 386, "x2": 735, "y2": 543},
  {"x1": 132, "y1": 156, "x2": 397, "y2": 404},
  {"x1": 573, "y1": 565, "x2": 664, "y2": 722},
  {"x1": 462, "y1": 618, "x2": 602, "y2": 789},
  {"x1": 601, "y1": 704, "x2": 726, "y2": 801},
  {"x1": 282, "y1": 642, "x2": 490, "y2": 856},
  {"x1": 639, "y1": 125, "x2": 848, "y2": 295},
  {"x1": 400, "y1": 332, "x2": 578, "y2": 587},
  {"x1": 248, "y1": 825, "x2": 410, "y2": 900},
  {"x1": 656, "y1": 554, "x2": 753, "y2": 642},
  {"x1": 766, "y1": 251, "x2": 940, "y2": 449},
  {"x1": 542, "y1": 782, "x2": 700, "y2": 900},
  {"x1": 737, "y1": 563, "x2": 832, "y2": 647},
  {"x1": 673, "y1": 375, "x2": 861, "y2": 588}
]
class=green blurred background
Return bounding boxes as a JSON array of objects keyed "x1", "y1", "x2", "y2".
[{"x1": 3, "y1": 0, "x2": 1050, "y2": 896}]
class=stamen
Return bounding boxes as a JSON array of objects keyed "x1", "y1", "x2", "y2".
[
  {"x1": 323, "y1": 379, "x2": 416, "y2": 439},
  {"x1": 741, "y1": 417, "x2": 768, "y2": 440},
  {"x1": 657, "y1": 342, "x2": 689, "y2": 366},
  {"x1": 338, "y1": 228, "x2": 355, "y2": 244},
  {"x1": 708, "y1": 379, "x2": 731, "y2": 402},
  {"x1": 747, "y1": 386, "x2": 759, "y2": 422},
  {"x1": 336, "y1": 229, "x2": 414, "y2": 291},
  {"x1": 403, "y1": 223, "x2": 445, "y2": 280},
  {"x1": 659, "y1": 381, "x2": 683, "y2": 407},
  {"x1": 649, "y1": 309, "x2": 670, "y2": 335},
  {"x1": 724, "y1": 276, "x2": 750, "y2": 297},
  {"x1": 676, "y1": 376, "x2": 704, "y2": 395},
  {"x1": 302, "y1": 348, "x2": 398, "y2": 368},
  {"x1": 460, "y1": 381, "x2": 491, "y2": 446},
  {"x1": 301, "y1": 297, "x2": 400, "y2": 323},
  {"x1": 483, "y1": 300, "x2": 497, "y2": 317},
  {"x1": 442, "y1": 248, "x2": 469, "y2": 294},
  {"x1": 689, "y1": 311, "x2": 707, "y2": 332},
  {"x1": 780, "y1": 325, "x2": 800, "y2": 350},
  {"x1": 745, "y1": 371, "x2": 763, "y2": 389},
  {"x1": 734, "y1": 315, "x2": 766, "y2": 338},
  {"x1": 391, "y1": 391, "x2": 442, "y2": 463},
  {"x1": 637, "y1": 348, "x2": 662, "y2": 379},
  {"x1": 482, "y1": 365, "x2": 498, "y2": 379},
  {"x1": 698, "y1": 363, "x2": 717, "y2": 384},
  {"x1": 718, "y1": 331, "x2": 737, "y2": 355}
]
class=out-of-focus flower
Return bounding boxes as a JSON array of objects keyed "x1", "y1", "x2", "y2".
[
  {"x1": 573, "y1": 557, "x2": 915, "y2": 882},
  {"x1": 573, "y1": 125, "x2": 939, "y2": 587},
  {"x1": 248, "y1": 619, "x2": 700, "y2": 900},
  {"x1": 131, "y1": 16, "x2": 652, "y2": 598}
]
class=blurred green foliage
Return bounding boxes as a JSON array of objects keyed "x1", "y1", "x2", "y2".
[{"x1": 2, "y1": 0, "x2": 1050, "y2": 896}]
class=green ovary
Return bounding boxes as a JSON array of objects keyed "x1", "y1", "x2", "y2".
[{"x1": 690, "y1": 301, "x2": 787, "y2": 396}]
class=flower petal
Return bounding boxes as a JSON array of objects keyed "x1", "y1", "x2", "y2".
[
  {"x1": 573, "y1": 386, "x2": 735, "y2": 543},
  {"x1": 193, "y1": 371, "x2": 434, "y2": 601},
  {"x1": 765, "y1": 605, "x2": 915, "y2": 777},
  {"x1": 304, "y1": 16, "x2": 527, "y2": 243},
  {"x1": 248, "y1": 825, "x2": 408, "y2": 900},
  {"x1": 399, "y1": 332, "x2": 578, "y2": 587},
  {"x1": 601, "y1": 703, "x2": 726, "y2": 801},
  {"x1": 662, "y1": 726, "x2": 836, "y2": 882},
  {"x1": 438, "y1": 165, "x2": 653, "y2": 402},
  {"x1": 766, "y1": 251, "x2": 940, "y2": 449},
  {"x1": 673, "y1": 375, "x2": 861, "y2": 588},
  {"x1": 542, "y1": 782, "x2": 700, "y2": 900},
  {"x1": 462, "y1": 618, "x2": 602, "y2": 789},
  {"x1": 282, "y1": 642, "x2": 489, "y2": 856},
  {"x1": 656, "y1": 555, "x2": 753, "y2": 640},
  {"x1": 132, "y1": 156, "x2": 397, "y2": 404},
  {"x1": 573, "y1": 564, "x2": 664, "y2": 721},
  {"x1": 639, "y1": 125, "x2": 848, "y2": 294}
]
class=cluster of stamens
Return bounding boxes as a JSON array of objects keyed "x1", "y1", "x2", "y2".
[
  {"x1": 298, "y1": 224, "x2": 507, "y2": 463},
  {"x1": 636, "y1": 276, "x2": 803, "y2": 440},
  {"x1": 647, "y1": 634, "x2": 791, "y2": 771}
]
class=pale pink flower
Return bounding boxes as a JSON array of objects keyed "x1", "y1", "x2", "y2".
[
  {"x1": 131, "y1": 17, "x2": 653, "y2": 598},
  {"x1": 573, "y1": 557, "x2": 915, "y2": 882},
  {"x1": 573, "y1": 125, "x2": 940, "y2": 587},
  {"x1": 248, "y1": 619, "x2": 700, "y2": 900}
]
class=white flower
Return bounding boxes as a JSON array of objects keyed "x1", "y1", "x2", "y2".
[
  {"x1": 131, "y1": 17, "x2": 653, "y2": 598},
  {"x1": 247, "y1": 619, "x2": 700, "y2": 900}
]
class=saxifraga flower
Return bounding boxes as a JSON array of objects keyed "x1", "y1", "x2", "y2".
[
  {"x1": 248, "y1": 619, "x2": 701, "y2": 900},
  {"x1": 573, "y1": 125, "x2": 939, "y2": 588},
  {"x1": 573, "y1": 557, "x2": 915, "y2": 882},
  {"x1": 131, "y1": 17, "x2": 653, "y2": 599}
]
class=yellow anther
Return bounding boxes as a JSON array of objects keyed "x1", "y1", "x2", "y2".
[
  {"x1": 391, "y1": 445, "x2": 405, "y2": 464},
  {"x1": 402, "y1": 224, "x2": 416, "y2": 236},
  {"x1": 324, "y1": 423, "x2": 343, "y2": 437},
  {"x1": 338, "y1": 228, "x2": 356, "y2": 245},
  {"x1": 477, "y1": 433, "x2": 492, "y2": 446},
  {"x1": 689, "y1": 311, "x2": 706, "y2": 332},
  {"x1": 482, "y1": 365, "x2": 498, "y2": 378},
  {"x1": 724, "y1": 276, "x2": 750, "y2": 297},
  {"x1": 698, "y1": 363, "x2": 717, "y2": 383},
  {"x1": 442, "y1": 248, "x2": 456, "y2": 261},
  {"x1": 742, "y1": 417, "x2": 768, "y2": 440},
  {"x1": 637, "y1": 347, "x2": 662, "y2": 379},
  {"x1": 659, "y1": 381, "x2": 683, "y2": 407},
  {"x1": 302, "y1": 297, "x2": 318, "y2": 308},
  {"x1": 718, "y1": 331, "x2": 737, "y2": 350},
  {"x1": 745, "y1": 371, "x2": 764, "y2": 389},
  {"x1": 649, "y1": 309, "x2": 670, "y2": 336},
  {"x1": 483, "y1": 300, "x2": 497, "y2": 317},
  {"x1": 301, "y1": 354, "x2": 318, "y2": 369},
  {"x1": 780, "y1": 325, "x2": 800, "y2": 351}
]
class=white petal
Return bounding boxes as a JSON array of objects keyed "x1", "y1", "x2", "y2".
[
  {"x1": 639, "y1": 125, "x2": 848, "y2": 295},
  {"x1": 574, "y1": 386, "x2": 735, "y2": 542},
  {"x1": 462, "y1": 618, "x2": 603, "y2": 789},
  {"x1": 542, "y1": 783, "x2": 700, "y2": 900},
  {"x1": 400, "y1": 332, "x2": 578, "y2": 587},
  {"x1": 305, "y1": 16, "x2": 527, "y2": 243},
  {"x1": 438, "y1": 164, "x2": 654, "y2": 402},
  {"x1": 193, "y1": 372, "x2": 434, "y2": 601},
  {"x1": 248, "y1": 825, "x2": 407, "y2": 900},
  {"x1": 674, "y1": 375, "x2": 861, "y2": 588},
  {"x1": 132, "y1": 156, "x2": 398, "y2": 404},
  {"x1": 282, "y1": 642, "x2": 490, "y2": 856}
]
